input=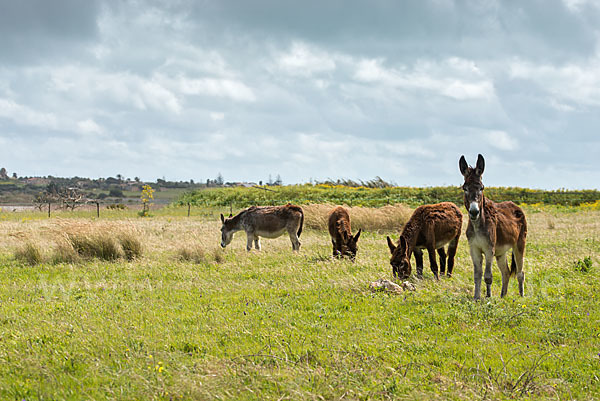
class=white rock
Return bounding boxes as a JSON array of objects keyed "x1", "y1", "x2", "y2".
[{"x1": 369, "y1": 279, "x2": 404, "y2": 294}]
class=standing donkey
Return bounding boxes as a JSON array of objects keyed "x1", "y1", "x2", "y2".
[
  {"x1": 328, "y1": 206, "x2": 361, "y2": 260},
  {"x1": 459, "y1": 154, "x2": 527, "y2": 299},
  {"x1": 386, "y1": 202, "x2": 462, "y2": 280},
  {"x1": 220, "y1": 204, "x2": 304, "y2": 251}
]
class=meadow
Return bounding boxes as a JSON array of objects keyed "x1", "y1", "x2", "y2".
[{"x1": 0, "y1": 203, "x2": 599, "y2": 400}]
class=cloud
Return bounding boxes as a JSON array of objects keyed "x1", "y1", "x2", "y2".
[
  {"x1": 486, "y1": 131, "x2": 518, "y2": 151},
  {"x1": 77, "y1": 119, "x2": 104, "y2": 136},
  {"x1": 0, "y1": 1, "x2": 600, "y2": 188},
  {"x1": 354, "y1": 58, "x2": 495, "y2": 101},
  {"x1": 171, "y1": 76, "x2": 256, "y2": 102},
  {"x1": 0, "y1": 98, "x2": 59, "y2": 130},
  {"x1": 277, "y1": 42, "x2": 336, "y2": 76}
]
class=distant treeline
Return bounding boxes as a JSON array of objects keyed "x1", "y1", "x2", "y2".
[{"x1": 176, "y1": 185, "x2": 600, "y2": 208}]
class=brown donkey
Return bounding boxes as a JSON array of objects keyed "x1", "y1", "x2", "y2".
[
  {"x1": 220, "y1": 204, "x2": 304, "y2": 251},
  {"x1": 459, "y1": 154, "x2": 527, "y2": 299},
  {"x1": 328, "y1": 206, "x2": 361, "y2": 260},
  {"x1": 386, "y1": 202, "x2": 462, "y2": 280}
]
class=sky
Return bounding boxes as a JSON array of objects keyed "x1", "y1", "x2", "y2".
[{"x1": 1, "y1": 0, "x2": 599, "y2": 189}]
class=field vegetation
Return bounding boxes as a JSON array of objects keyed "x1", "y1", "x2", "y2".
[
  {"x1": 0, "y1": 202, "x2": 598, "y2": 399},
  {"x1": 177, "y1": 184, "x2": 600, "y2": 208}
]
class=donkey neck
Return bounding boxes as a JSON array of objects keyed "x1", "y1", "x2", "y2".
[
  {"x1": 227, "y1": 211, "x2": 246, "y2": 231},
  {"x1": 470, "y1": 195, "x2": 491, "y2": 231},
  {"x1": 400, "y1": 218, "x2": 421, "y2": 253}
]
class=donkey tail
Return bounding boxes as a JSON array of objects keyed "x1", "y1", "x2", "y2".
[
  {"x1": 510, "y1": 252, "x2": 517, "y2": 277},
  {"x1": 297, "y1": 209, "x2": 304, "y2": 238}
]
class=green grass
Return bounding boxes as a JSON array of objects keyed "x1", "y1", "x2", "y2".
[{"x1": 0, "y1": 207, "x2": 599, "y2": 399}]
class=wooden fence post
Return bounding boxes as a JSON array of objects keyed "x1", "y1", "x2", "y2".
[
  {"x1": 187, "y1": 203, "x2": 191, "y2": 217},
  {"x1": 96, "y1": 202, "x2": 100, "y2": 218},
  {"x1": 47, "y1": 202, "x2": 51, "y2": 218}
]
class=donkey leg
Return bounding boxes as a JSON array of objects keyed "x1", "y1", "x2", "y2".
[
  {"x1": 288, "y1": 230, "x2": 301, "y2": 251},
  {"x1": 246, "y1": 233, "x2": 255, "y2": 252},
  {"x1": 470, "y1": 247, "x2": 484, "y2": 300},
  {"x1": 514, "y1": 247, "x2": 526, "y2": 297},
  {"x1": 427, "y1": 245, "x2": 439, "y2": 280},
  {"x1": 446, "y1": 237, "x2": 459, "y2": 277},
  {"x1": 413, "y1": 248, "x2": 424, "y2": 279},
  {"x1": 484, "y1": 250, "x2": 494, "y2": 297},
  {"x1": 496, "y1": 253, "x2": 510, "y2": 298},
  {"x1": 254, "y1": 236, "x2": 261, "y2": 251},
  {"x1": 437, "y1": 247, "x2": 447, "y2": 276}
]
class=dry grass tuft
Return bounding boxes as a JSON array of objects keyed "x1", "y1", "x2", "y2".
[
  {"x1": 212, "y1": 248, "x2": 225, "y2": 264},
  {"x1": 176, "y1": 245, "x2": 225, "y2": 264},
  {"x1": 14, "y1": 242, "x2": 44, "y2": 266},
  {"x1": 302, "y1": 203, "x2": 413, "y2": 232},
  {"x1": 118, "y1": 232, "x2": 143, "y2": 261},
  {"x1": 51, "y1": 240, "x2": 80, "y2": 264},
  {"x1": 67, "y1": 233, "x2": 123, "y2": 261},
  {"x1": 177, "y1": 245, "x2": 206, "y2": 264}
]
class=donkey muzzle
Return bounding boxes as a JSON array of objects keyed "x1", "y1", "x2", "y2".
[{"x1": 469, "y1": 202, "x2": 480, "y2": 220}]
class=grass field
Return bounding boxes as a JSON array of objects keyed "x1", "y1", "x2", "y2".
[{"x1": 0, "y1": 205, "x2": 599, "y2": 400}]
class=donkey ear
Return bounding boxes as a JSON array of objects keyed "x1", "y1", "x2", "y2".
[
  {"x1": 386, "y1": 236, "x2": 396, "y2": 253},
  {"x1": 475, "y1": 154, "x2": 485, "y2": 176},
  {"x1": 220, "y1": 213, "x2": 225, "y2": 223},
  {"x1": 399, "y1": 235, "x2": 407, "y2": 252},
  {"x1": 354, "y1": 228, "x2": 362, "y2": 242},
  {"x1": 459, "y1": 155, "x2": 469, "y2": 177}
]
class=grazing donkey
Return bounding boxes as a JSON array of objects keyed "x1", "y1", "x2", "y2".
[
  {"x1": 386, "y1": 202, "x2": 462, "y2": 280},
  {"x1": 220, "y1": 204, "x2": 304, "y2": 251},
  {"x1": 328, "y1": 206, "x2": 362, "y2": 260},
  {"x1": 459, "y1": 154, "x2": 527, "y2": 299}
]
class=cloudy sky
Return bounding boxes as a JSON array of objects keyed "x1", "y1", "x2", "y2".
[{"x1": 1, "y1": 0, "x2": 599, "y2": 189}]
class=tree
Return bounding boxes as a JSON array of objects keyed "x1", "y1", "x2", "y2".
[
  {"x1": 11, "y1": 172, "x2": 17, "y2": 179},
  {"x1": 34, "y1": 183, "x2": 85, "y2": 211},
  {"x1": 216, "y1": 173, "x2": 224, "y2": 186},
  {"x1": 140, "y1": 184, "x2": 154, "y2": 217},
  {"x1": 274, "y1": 174, "x2": 282, "y2": 186},
  {"x1": 0, "y1": 168, "x2": 8, "y2": 180},
  {"x1": 109, "y1": 188, "x2": 124, "y2": 197}
]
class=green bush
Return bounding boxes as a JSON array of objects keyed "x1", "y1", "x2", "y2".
[{"x1": 176, "y1": 184, "x2": 600, "y2": 209}]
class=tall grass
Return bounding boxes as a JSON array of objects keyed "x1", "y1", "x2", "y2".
[
  {"x1": 303, "y1": 203, "x2": 412, "y2": 232},
  {"x1": 67, "y1": 233, "x2": 123, "y2": 260},
  {"x1": 13, "y1": 242, "x2": 44, "y2": 265},
  {"x1": 11, "y1": 221, "x2": 144, "y2": 264}
]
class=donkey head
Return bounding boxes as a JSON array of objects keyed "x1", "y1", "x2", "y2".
[
  {"x1": 459, "y1": 154, "x2": 485, "y2": 221},
  {"x1": 219, "y1": 213, "x2": 234, "y2": 248},
  {"x1": 332, "y1": 229, "x2": 362, "y2": 260},
  {"x1": 387, "y1": 235, "x2": 411, "y2": 279}
]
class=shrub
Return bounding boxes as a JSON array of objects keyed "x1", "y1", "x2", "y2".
[
  {"x1": 106, "y1": 203, "x2": 126, "y2": 210},
  {"x1": 14, "y1": 243, "x2": 44, "y2": 266},
  {"x1": 109, "y1": 188, "x2": 124, "y2": 198}
]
